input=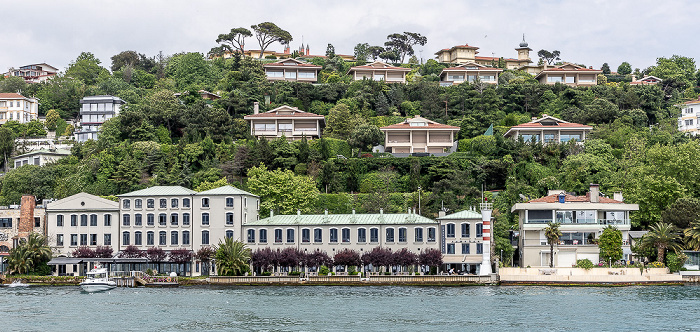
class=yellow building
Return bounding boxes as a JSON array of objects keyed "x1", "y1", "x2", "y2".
[
  {"x1": 434, "y1": 36, "x2": 533, "y2": 69},
  {"x1": 439, "y1": 62, "x2": 503, "y2": 86}
]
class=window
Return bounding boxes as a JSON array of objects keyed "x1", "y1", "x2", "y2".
[
  {"x1": 398, "y1": 228, "x2": 407, "y2": 243},
  {"x1": 462, "y1": 243, "x2": 470, "y2": 254},
  {"x1": 267, "y1": 70, "x2": 283, "y2": 77},
  {"x1": 461, "y1": 223, "x2": 470, "y2": 238},
  {"x1": 330, "y1": 228, "x2": 338, "y2": 243},
  {"x1": 302, "y1": 229, "x2": 310, "y2": 243},
  {"x1": 122, "y1": 232, "x2": 130, "y2": 246},
  {"x1": 357, "y1": 228, "x2": 367, "y2": 243},
  {"x1": 285, "y1": 71, "x2": 297, "y2": 79},
  {"x1": 259, "y1": 229, "x2": 268, "y2": 243},
  {"x1": 225, "y1": 197, "x2": 234, "y2": 208},
  {"x1": 104, "y1": 234, "x2": 111, "y2": 246},
  {"x1": 134, "y1": 231, "x2": 142, "y2": 246},
  {"x1": 446, "y1": 223, "x2": 455, "y2": 238},
  {"x1": 314, "y1": 228, "x2": 322, "y2": 243},
  {"x1": 386, "y1": 228, "x2": 395, "y2": 242},
  {"x1": 171, "y1": 231, "x2": 178, "y2": 245},
  {"x1": 428, "y1": 227, "x2": 436, "y2": 242},
  {"x1": 147, "y1": 214, "x2": 154, "y2": 226},
  {"x1": 686, "y1": 119, "x2": 694, "y2": 126},
  {"x1": 90, "y1": 234, "x2": 97, "y2": 245},
  {"x1": 202, "y1": 198, "x2": 210, "y2": 208},
  {"x1": 70, "y1": 215, "x2": 77, "y2": 226},
  {"x1": 122, "y1": 214, "x2": 130, "y2": 226},
  {"x1": 415, "y1": 228, "x2": 423, "y2": 242},
  {"x1": 560, "y1": 134, "x2": 582, "y2": 143},
  {"x1": 81, "y1": 214, "x2": 88, "y2": 227},
  {"x1": 183, "y1": 198, "x2": 190, "y2": 208},
  {"x1": 159, "y1": 214, "x2": 167, "y2": 226},
  {"x1": 123, "y1": 199, "x2": 130, "y2": 209},
  {"x1": 476, "y1": 223, "x2": 483, "y2": 237},
  {"x1": 247, "y1": 229, "x2": 255, "y2": 243},
  {"x1": 135, "y1": 199, "x2": 142, "y2": 209},
  {"x1": 201, "y1": 213, "x2": 209, "y2": 225},
  {"x1": 476, "y1": 243, "x2": 483, "y2": 254},
  {"x1": 565, "y1": 76, "x2": 575, "y2": 83},
  {"x1": 183, "y1": 213, "x2": 190, "y2": 226},
  {"x1": 547, "y1": 76, "x2": 563, "y2": 83},
  {"x1": 0, "y1": 218, "x2": 11, "y2": 228},
  {"x1": 147, "y1": 199, "x2": 154, "y2": 208},
  {"x1": 57, "y1": 234, "x2": 64, "y2": 246},
  {"x1": 298, "y1": 71, "x2": 315, "y2": 78},
  {"x1": 286, "y1": 229, "x2": 296, "y2": 243},
  {"x1": 448, "y1": 74, "x2": 464, "y2": 81},
  {"x1": 255, "y1": 123, "x2": 276, "y2": 132},
  {"x1": 171, "y1": 213, "x2": 178, "y2": 226},
  {"x1": 146, "y1": 232, "x2": 154, "y2": 246},
  {"x1": 370, "y1": 228, "x2": 379, "y2": 243},
  {"x1": 278, "y1": 123, "x2": 292, "y2": 132},
  {"x1": 202, "y1": 230, "x2": 210, "y2": 245},
  {"x1": 225, "y1": 212, "x2": 234, "y2": 225},
  {"x1": 135, "y1": 214, "x2": 142, "y2": 226},
  {"x1": 170, "y1": 198, "x2": 178, "y2": 208},
  {"x1": 341, "y1": 228, "x2": 350, "y2": 243},
  {"x1": 226, "y1": 230, "x2": 234, "y2": 239},
  {"x1": 373, "y1": 74, "x2": 385, "y2": 81},
  {"x1": 71, "y1": 234, "x2": 78, "y2": 246},
  {"x1": 159, "y1": 199, "x2": 167, "y2": 208},
  {"x1": 446, "y1": 243, "x2": 455, "y2": 254},
  {"x1": 159, "y1": 231, "x2": 166, "y2": 245},
  {"x1": 104, "y1": 215, "x2": 111, "y2": 227},
  {"x1": 57, "y1": 215, "x2": 64, "y2": 227},
  {"x1": 274, "y1": 229, "x2": 283, "y2": 243},
  {"x1": 182, "y1": 231, "x2": 190, "y2": 245}
]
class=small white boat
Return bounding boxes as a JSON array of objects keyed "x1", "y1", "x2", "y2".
[
  {"x1": 6, "y1": 279, "x2": 30, "y2": 288},
  {"x1": 80, "y1": 267, "x2": 116, "y2": 292}
]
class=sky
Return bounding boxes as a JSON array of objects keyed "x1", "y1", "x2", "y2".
[{"x1": 3, "y1": 0, "x2": 699, "y2": 73}]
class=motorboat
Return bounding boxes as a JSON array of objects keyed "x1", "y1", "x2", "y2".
[
  {"x1": 6, "y1": 279, "x2": 30, "y2": 288},
  {"x1": 80, "y1": 267, "x2": 116, "y2": 292}
]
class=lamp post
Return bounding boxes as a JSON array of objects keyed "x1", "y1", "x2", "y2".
[
  {"x1": 500, "y1": 249, "x2": 503, "y2": 266},
  {"x1": 417, "y1": 186, "x2": 422, "y2": 215}
]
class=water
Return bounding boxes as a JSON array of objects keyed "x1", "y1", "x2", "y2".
[{"x1": 2, "y1": 285, "x2": 699, "y2": 331}]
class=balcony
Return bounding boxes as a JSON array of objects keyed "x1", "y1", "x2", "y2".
[{"x1": 524, "y1": 219, "x2": 630, "y2": 226}]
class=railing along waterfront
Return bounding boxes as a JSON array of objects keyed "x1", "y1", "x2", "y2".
[{"x1": 208, "y1": 274, "x2": 496, "y2": 285}]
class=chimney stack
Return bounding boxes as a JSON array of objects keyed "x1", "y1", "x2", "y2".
[
  {"x1": 18, "y1": 195, "x2": 36, "y2": 239},
  {"x1": 254, "y1": 102, "x2": 259, "y2": 114},
  {"x1": 438, "y1": 210, "x2": 446, "y2": 218},
  {"x1": 613, "y1": 192, "x2": 624, "y2": 202},
  {"x1": 590, "y1": 184, "x2": 600, "y2": 203},
  {"x1": 270, "y1": 209, "x2": 274, "y2": 217}
]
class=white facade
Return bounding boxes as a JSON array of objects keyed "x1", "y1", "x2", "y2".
[
  {"x1": 12, "y1": 148, "x2": 71, "y2": 168},
  {"x1": 678, "y1": 100, "x2": 700, "y2": 136},
  {"x1": 0, "y1": 93, "x2": 39, "y2": 124},
  {"x1": 74, "y1": 95, "x2": 125, "y2": 142}
]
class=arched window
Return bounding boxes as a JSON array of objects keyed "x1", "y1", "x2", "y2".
[
  {"x1": 226, "y1": 230, "x2": 234, "y2": 239},
  {"x1": 357, "y1": 228, "x2": 367, "y2": 243},
  {"x1": 341, "y1": 228, "x2": 350, "y2": 243},
  {"x1": 461, "y1": 223, "x2": 470, "y2": 238},
  {"x1": 171, "y1": 213, "x2": 179, "y2": 226},
  {"x1": 329, "y1": 228, "x2": 338, "y2": 243},
  {"x1": 159, "y1": 231, "x2": 166, "y2": 245},
  {"x1": 202, "y1": 213, "x2": 210, "y2": 225},
  {"x1": 159, "y1": 199, "x2": 167, "y2": 208},
  {"x1": 202, "y1": 230, "x2": 210, "y2": 245},
  {"x1": 259, "y1": 229, "x2": 268, "y2": 243},
  {"x1": 226, "y1": 197, "x2": 234, "y2": 208},
  {"x1": 398, "y1": 227, "x2": 407, "y2": 242},
  {"x1": 135, "y1": 199, "x2": 142, "y2": 209},
  {"x1": 201, "y1": 198, "x2": 210, "y2": 208},
  {"x1": 182, "y1": 198, "x2": 190, "y2": 208},
  {"x1": 123, "y1": 199, "x2": 130, "y2": 209},
  {"x1": 159, "y1": 213, "x2": 167, "y2": 226},
  {"x1": 386, "y1": 228, "x2": 395, "y2": 242},
  {"x1": 147, "y1": 199, "x2": 154, "y2": 208},
  {"x1": 182, "y1": 231, "x2": 190, "y2": 245},
  {"x1": 225, "y1": 212, "x2": 234, "y2": 225},
  {"x1": 446, "y1": 223, "x2": 455, "y2": 238},
  {"x1": 182, "y1": 213, "x2": 190, "y2": 225},
  {"x1": 122, "y1": 231, "x2": 130, "y2": 246},
  {"x1": 247, "y1": 229, "x2": 255, "y2": 243},
  {"x1": 147, "y1": 231, "x2": 154, "y2": 245},
  {"x1": 134, "y1": 231, "x2": 142, "y2": 245},
  {"x1": 171, "y1": 231, "x2": 178, "y2": 245}
]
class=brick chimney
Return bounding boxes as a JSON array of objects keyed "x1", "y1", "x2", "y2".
[
  {"x1": 18, "y1": 195, "x2": 36, "y2": 238},
  {"x1": 589, "y1": 184, "x2": 600, "y2": 203}
]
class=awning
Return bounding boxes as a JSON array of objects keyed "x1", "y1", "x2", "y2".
[
  {"x1": 47, "y1": 257, "x2": 84, "y2": 265},
  {"x1": 112, "y1": 258, "x2": 148, "y2": 263}
]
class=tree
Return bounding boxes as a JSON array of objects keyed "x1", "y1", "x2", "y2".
[
  {"x1": 145, "y1": 247, "x2": 167, "y2": 262},
  {"x1": 325, "y1": 104, "x2": 365, "y2": 140},
  {"x1": 95, "y1": 246, "x2": 114, "y2": 258},
  {"x1": 0, "y1": 76, "x2": 27, "y2": 93},
  {"x1": 44, "y1": 109, "x2": 61, "y2": 131},
  {"x1": 65, "y1": 52, "x2": 109, "y2": 85},
  {"x1": 195, "y1": 246, "x2": 216, "y2": 275},
  {"x1": 353, "y1": 43, "x2": 370, "y2": 65},
  {"x1": 214, "y1": 27, "x2": 252, "y2": 55},
  {"x1": 251, "y1": 22, "x2": 293, "y2": 58},
  {"x1": 601, "y1": 63, "x2": 611, "y2": 75},
  {"x1": 598, "y1": 226, "x2": 623, "y2": 263},
  {"x1": 72, "y1": 246, "x2": 96, "y2": 258},
  {"x1": 537, "y1": 50, "x2": 561, "y2": 65},
  {"x1": 333, "y1": 249, "x2": 361, "y2": 268},
  {"x1": 418, "y1": 248, "x2": 443, "y2": 273},
  {"x1": 110, "y1": 50, "x2": 156, "y2": 72},
  {"x1": 215, "y1": 237, "x2": 251, "y2": 276},
  {"x1": 384, "y1": 32, "x2": 427, "y2": 63},
  {"x1": 0, "y1": 127, "x2": 14, "y2": 171},
  {"x1": 544, "y1": 222, "x2": 562, "y2": 267},
  {"x1": 120, "y1": 245, "x2": 144, "y2": 258},
  {"x1": 194, "y1": 178, "x2": 229, "y2": 192},
  {"x1": 662, "y1": 197, "x2": 700, "y2": 229},
  {"x1": 325, "y1": 44, "x2": 335, "y2": 57},
  {"x1": 642, "y1": 222, "x2": 682, "y2": 264},
  {"x1": 246, "y1": 164, "x2": 319, "y2": 216},
  {"x1": 684, "y1": 221, "x2": 700, "y2": 250},
  {"x1": 368, "y1": 46, "x2": 385, "y2": 61},
  {"x1": 617, "y1": 62, "x2": 632, "y2": 75},
  {"x1": 348, "y1": 123, "x2": 383, "y2": 155},
  {"x1": 7, "y1": 233, "x2": 52, "y2": 274}
]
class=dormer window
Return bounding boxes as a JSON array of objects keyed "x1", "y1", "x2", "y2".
[
  {"x1": 410, "y1": 122, "x2": 427, "y2": 127},
  {"x1": 465, "y1": 66, "x2": 477, "y2": 70},
  {"x1": 283, "y1": 62, "x2": 297, "y2": 66}
]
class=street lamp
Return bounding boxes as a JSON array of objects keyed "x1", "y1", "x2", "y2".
[
  {"x1": 500, "y1": 249, "x2": 503, "y2": 266},
  {"x1": 417, "y1": 186, "x2": 422, "y2": 215}
]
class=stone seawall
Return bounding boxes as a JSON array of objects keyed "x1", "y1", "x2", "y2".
[
  {"x1": 208, "y1": 274, "x2": 497, "y2": 286},
  {"x1": 500, "y1": 267, "x2": 682, "y2": 285}
]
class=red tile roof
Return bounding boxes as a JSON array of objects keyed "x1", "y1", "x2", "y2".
[
  {"x1": 263, "y1": 63, "x2": 322, "y2": 68},
  {"x1": 244, "y1": 111, "x2": 324, "y2": 119},
  {"x1": 682, "y1": 99, "x2": 700, "y2": 105},
  {"x1": 381, "y1": 121, "x2": 459, "y2": 130},
  {"x1": 442, "y1": 66, "x2": 503, "y2": 72},
  {"x1": 0, "y1": 93, "x2": 26, "y2": 99},
  {"x1": 528, "y1": 193, "x2": 622, "y2": 204},
  {"x1": 510, "y1": 122, "x2": 592, "y2": 129},
  {"x1": 349, "y1": 64, "x2": 411, "y2": 72}
]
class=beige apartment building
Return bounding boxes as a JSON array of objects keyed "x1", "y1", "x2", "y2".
[
  {"x1": 534, "y1": 63, "x2": 602, "y2": 86},
  {"x1": 439, "y1": 62, "x2": 503, "y2": 86},
  {"x1": 435, "y1": 37, "x2": 533, "y2": 69},
  {"x1": 380, "y1": 115, "x2": 459, "y2": 154},
  {"x1": 503, "y1": 115, "x2": 592, "y2": 144},
  {"x1": 511, "y1": 185, "x2": 638, "y2": 267},
  {"x1": 347, "y1": 61, "x2": 412, "y2": 83},
  {"x1": 244, "y1": 104, "x2": 325, "y2": 140},
  {"x1": 0, "y1": 93, "x2": 39, "y2": 124},
  {"x1": 263, "y1": 58, "x2": 322, "y2": 83}
]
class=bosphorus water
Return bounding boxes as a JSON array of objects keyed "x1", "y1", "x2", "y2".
[{"x1": 2, "y1": 285, "x2": 699, "y2": 331}]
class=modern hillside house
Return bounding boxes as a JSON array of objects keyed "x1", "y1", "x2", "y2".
[
  {"x1": 503, "y1": 115, "x2": 592, "y2": 144},
  {"x1": 12, "y1": 148, "x2": 71, "y2": 168},
  {"x1": 435, "y1": 37, "x2": 533, "y2": 69},
  {"x1": 511, "y1": 184, "x2": 638, "y2": 267},
  {"x1": 347, "y1": 61, "x2": 412, "y2": 83},
  {"x1": 74, "y1": 95, "x2": 126, "y2": 142},
  {"x1": 3, "y1": 63, "x2": 58, "y2": 83},
  {"x1": 678, "y1": 97, "x2": 700, "y2": 136},
  {"x1": 439, "y1": 62, "x2": 502, "y2": 86},
  {"x1": 263, "y1": 58, "x2": 322, "y2": 83},
  {"x1": 0, "y1": 93, "x2": 39, "y2": 124},
  {"x1": 534, "y1": 63, "x2": 602, "y2": 86},
  {"x1": 244, "y1": 104, "x2": 325, "y2": 140},
  {"x1": 380, "y1": 115, "x2": 459, "y2": 154}
]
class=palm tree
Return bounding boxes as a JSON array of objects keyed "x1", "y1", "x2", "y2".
[
  {"x1": 7, "y1": 246, "x2": 33, "y2": 275},
  {"x1": 214, "y1": 238, "x2": 251, "y2": 276},
  {"x1": 6, "y1": 233, "x2": 51, "y2": 275},
  {"x1": 684, "y1": 221, "x2": 700, "y2": 250},
  {"x1": 643, "y1": 222, "x2": 682, "y2": 263},
  {"x1": 544, "y1": 222, "x2": 562, "y2": 268},
  {"x1": 24, "y1": 233, "x2": 52, "y2": 263}
]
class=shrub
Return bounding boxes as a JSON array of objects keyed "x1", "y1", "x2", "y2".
[
  {"x1": 288, "y1": 271, "x2": 302, "y2": 276},
  {"x1": 576, "y1": 259, "x2": 594, "y2": 270},
  {"x1": 648, "y1": 261, "x2": 665, "y2": 268},
  {"x1": 261, "y1": 271, "x2": 272, "y2": 276},
  {"x1": 319, "y1": 265, "x2": 330, "y2": 276},
  {"x1": 666, "y1": 252, "x2": 688, "y2": 273}
]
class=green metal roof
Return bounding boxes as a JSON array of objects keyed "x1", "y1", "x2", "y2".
[
  {"x1": 196, "y1": 185, "x2": 258, "y2": 197},
  {"x1": 437, "y1": 209, "x2": 482, "y2": 220},
  {"x1": 118, "y1": 186, "x2": 197, "y2": 197},
  {"x1": 13, "y1": 148, "x2": 72, "y2": 159},
  {"x1": 247, "y1": 213, "x2": 438, "y2": 226}
]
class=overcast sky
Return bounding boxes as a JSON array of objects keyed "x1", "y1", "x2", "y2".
[{"x1": 4, "y1": 0, "x2": 698, "y2": 73}]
